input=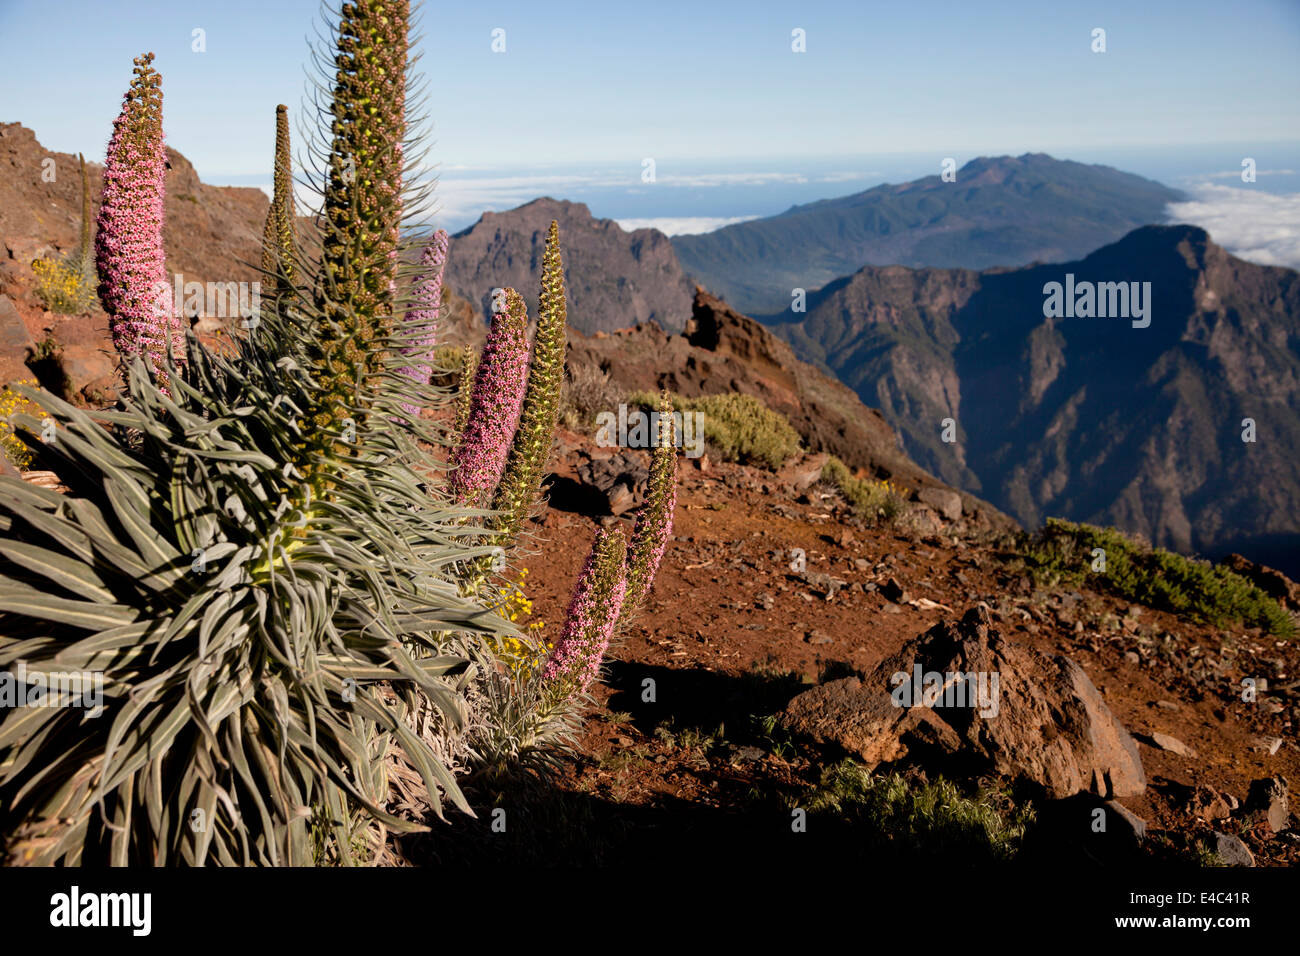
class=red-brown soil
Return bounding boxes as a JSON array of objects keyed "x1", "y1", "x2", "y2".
[{"x1": 466, "y1": 436, "x2": 1300, "y2": 867}]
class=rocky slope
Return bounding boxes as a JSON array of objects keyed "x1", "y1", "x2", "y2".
[
  {"x1": 432, "y1": 281, "x2": 1004, "y2": 521},
  {"x1": 4, "y1": 124, "x2": 1296, "y2": 871},
  {"x1": 0, "y1": 121, "x2": 271, "y2": 401},
  {"x1": 765, "y1": 225, "x2": 1300, "y2": 575},
  {"x1": 443, "y1": 197, "x2": 695, "y2": 334},
  {"x1": 417, "y1": 432, "x2": 1300, "y2": 867},
  {"x1": 673, "y1": 153, "x2": 1185, "y2": 315},
  {"x1": 563, "y1": 289, "x2": 1009, "y2": 520},
  {"x1": 0, "y1": 122, "x2": 268, "y2": 302}
]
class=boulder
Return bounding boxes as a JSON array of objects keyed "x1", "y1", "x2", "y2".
[
  {"x1": 1145, "y1": 732, "x2": 1197, "y2": 759},
  {"x1": 777, "y1": 452, "x2": 829, "y2": 492},
  {"x1": 1212, "y1": 832, "x2": 1255, "y2": 867},
  {"x1": 917, "y1": 486, "x2": 963, "y2": 522},
  {"x1": 550, "y1": 450, "x2": 649, "y2": 516},
  {"x1": 782, "y1": 604, "x2": 1146, "y2": 799},
  {"x1": 900, "y1": 503, "x2": 944, "y2": 536},
  {"x1": 0, "y1": 293, "x2": 35, "y2": 385},
  {"x1": 55, "y1": 343, "x2": 117, "y2": 402},
  {"x1": 798, "y1": 569, "x2": 848, "y2": 601},
  {"x1": 1020, "y1": 793, "x2": 1147, "y2": 864},
  {"x1": 1104, "y1": 800, "x2": 1147, "y2": 845},
  {"x1": 1183, "y1": 784, "x2": 1234, "y2": 823},
  {"x1": 1220, "y1": 553, "x2": 1300, "y2": 610},
  {"x1": 880, "y1": 576, "x2": 911, "y2": 604},
  {"x1": 1244, "y1": 776, "x2": 1289, "y2": 833}
]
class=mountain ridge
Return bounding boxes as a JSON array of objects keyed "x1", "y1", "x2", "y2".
[
  {"x1": 673, "y1": 153, "x2": 1186, "y2": 314},
  {"x1": 761, "y1": 223, "x2": 1300, "y2": 574}
]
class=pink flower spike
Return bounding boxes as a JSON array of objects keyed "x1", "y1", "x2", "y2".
[
  {"x1": 543, "y1": 526, "x2": 628, "y2": 694},
  {"x1": 396, "y1": 229, "x2": 448, "y2": 417},
  {"x1": 450, "y1": 287, "x2": 530, "y2": 502}
]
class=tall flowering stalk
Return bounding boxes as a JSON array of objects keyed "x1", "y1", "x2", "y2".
[
  {"x1": 451, "y1": 288, "x2": 529, "y2": 502},
  {"x1": 94, "y1": 52, "x2": 181, "y2": 386},
  {"x1": 624, "y1": 393, "x2": 678, "y2": 613},
  {"x1": 394, "y1": 229, "x2": 448, "y2": 417},
  {"x1": 308, "y1": 0, "x2": 408, "y2": 461},
  {"x1": 542, "y1": 527, "x2": 628, "y2": 695},
  {"x1": 75, "y1": 153, "x2": 92, "y2": 272},
  {"x1": 260, "y1": 104, "x2": 297, "y2": 297},
  {"x1": 491, "y1": 220, "x2": 567, "y2": 544},
  {"x1": 454, "y1": 345, "x2": 479, "y2": 437}
]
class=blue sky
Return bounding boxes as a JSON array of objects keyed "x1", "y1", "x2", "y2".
[{"x1": 1, "y1": 0, "x2": 1298, "y2": 253}]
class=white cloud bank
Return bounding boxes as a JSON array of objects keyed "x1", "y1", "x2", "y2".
[
  {"x1": 614, "y1": 216, "x2": 759, "y2": 236},
  {"x1": 1167, "y1": 184, "x2": 1300, "y2": 271},
  {"x1": 1196, "y1": 168, "x2": 1295, "y2": 180},
  {"x1": 428, "y1": 172, "x2": 628, "y2": 226}
]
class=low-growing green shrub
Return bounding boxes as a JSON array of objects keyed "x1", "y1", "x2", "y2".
[
  {"x1": 799, "y1": 760, "x2": 1033, "y2": 862},
  {"x1": 628, "y1": 390, "x2": 801, "y2": 469},
  {"x1": 1022, "y1": 518, "x2": 1294, "y2": 636},
  {"x1": 33, "y1": 153, "x2": 97, "y2": 317},
  {"x1": 822, "y1": 455, "x2": 905, "y2": 524},
  {"x1": 32, "y1": 257, "x2": 96, "y2": 316}
]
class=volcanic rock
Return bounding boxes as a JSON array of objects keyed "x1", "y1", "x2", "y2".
[
  {"x1": 917, "y1": 486, "x2": 963, "y2": 522},
  {"x1": 781, "y1": 604, "x2": 1146, "y2": 799}
]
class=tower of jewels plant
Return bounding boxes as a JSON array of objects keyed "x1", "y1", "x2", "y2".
[
  {"x1": 260, "y1": 104, "x2": 298, "y2": 302},
  {"x1": 94, "y1": 52, "x2": 183, "y2": 389},
  {"x1": 0, "y1": 0, "x2": 513, "y2": 867},
  {"x1": 0, "y1": 0, "x2": 679, "y2": 864}
]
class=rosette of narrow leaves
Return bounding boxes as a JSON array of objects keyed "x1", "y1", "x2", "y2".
[
  {"x1": 94, "y1": 52, "x2": 182, "y2": 387},
  {"x1": 490, "y1": 220, "x2": 567, "y2": 545},
  {"x1": 391, "y1": 230, "x2": 448, "y2": 419},
  {"x1": 623, "y1": 393, "x2": 678, "y2": 614},
  {"x1": 451, "y1": 289, "x2": 529, "y2": 503},
  {"x1": 260, "y1": 104, "x2": 297, "y2": 299},
  {"x1": 307, "y1": 0, "x2": 409, "y2": 459},
  {"x1": 542, "y1": 527, "x2": 628, "y2": 696},
  {"x1": 0, "y1": 300, "x2": 512, "y2": 866}
]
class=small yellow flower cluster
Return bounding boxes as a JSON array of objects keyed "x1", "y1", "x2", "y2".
[
  {"x1": 32, "y1": 257, "x2": 96, "y2": 315},
  {"x1": 0, "y1": 380, "x2": 39, "y2": 469},
  {"x1": 490, "y1": 567, "x2": 551, "y2": 680}
]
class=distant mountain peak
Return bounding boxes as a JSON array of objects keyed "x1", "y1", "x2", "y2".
[
  {"x1": 443, "y1": 197, "x2": 694, "y2": 333},
  {"x1": 674, "y1": 154, "x2": 1184, "y2": 314},
  {"x1": 1079, "y1": 223, "x2": 1217, "y2": 273},
  {"x1": 462, "y1": 196, "x2": 593, "y2": 233}
]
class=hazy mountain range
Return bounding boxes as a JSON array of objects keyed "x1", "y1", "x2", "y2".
[
  {"x1": 439, "y1": 157, "x2": 1298, "y2": 572},
  {"x1": 673, "y1": 154, "x2": 1186, "y2": 315},
  {"x1": 5, "y1": 119, "x2": 1295, "y2": 573}
]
